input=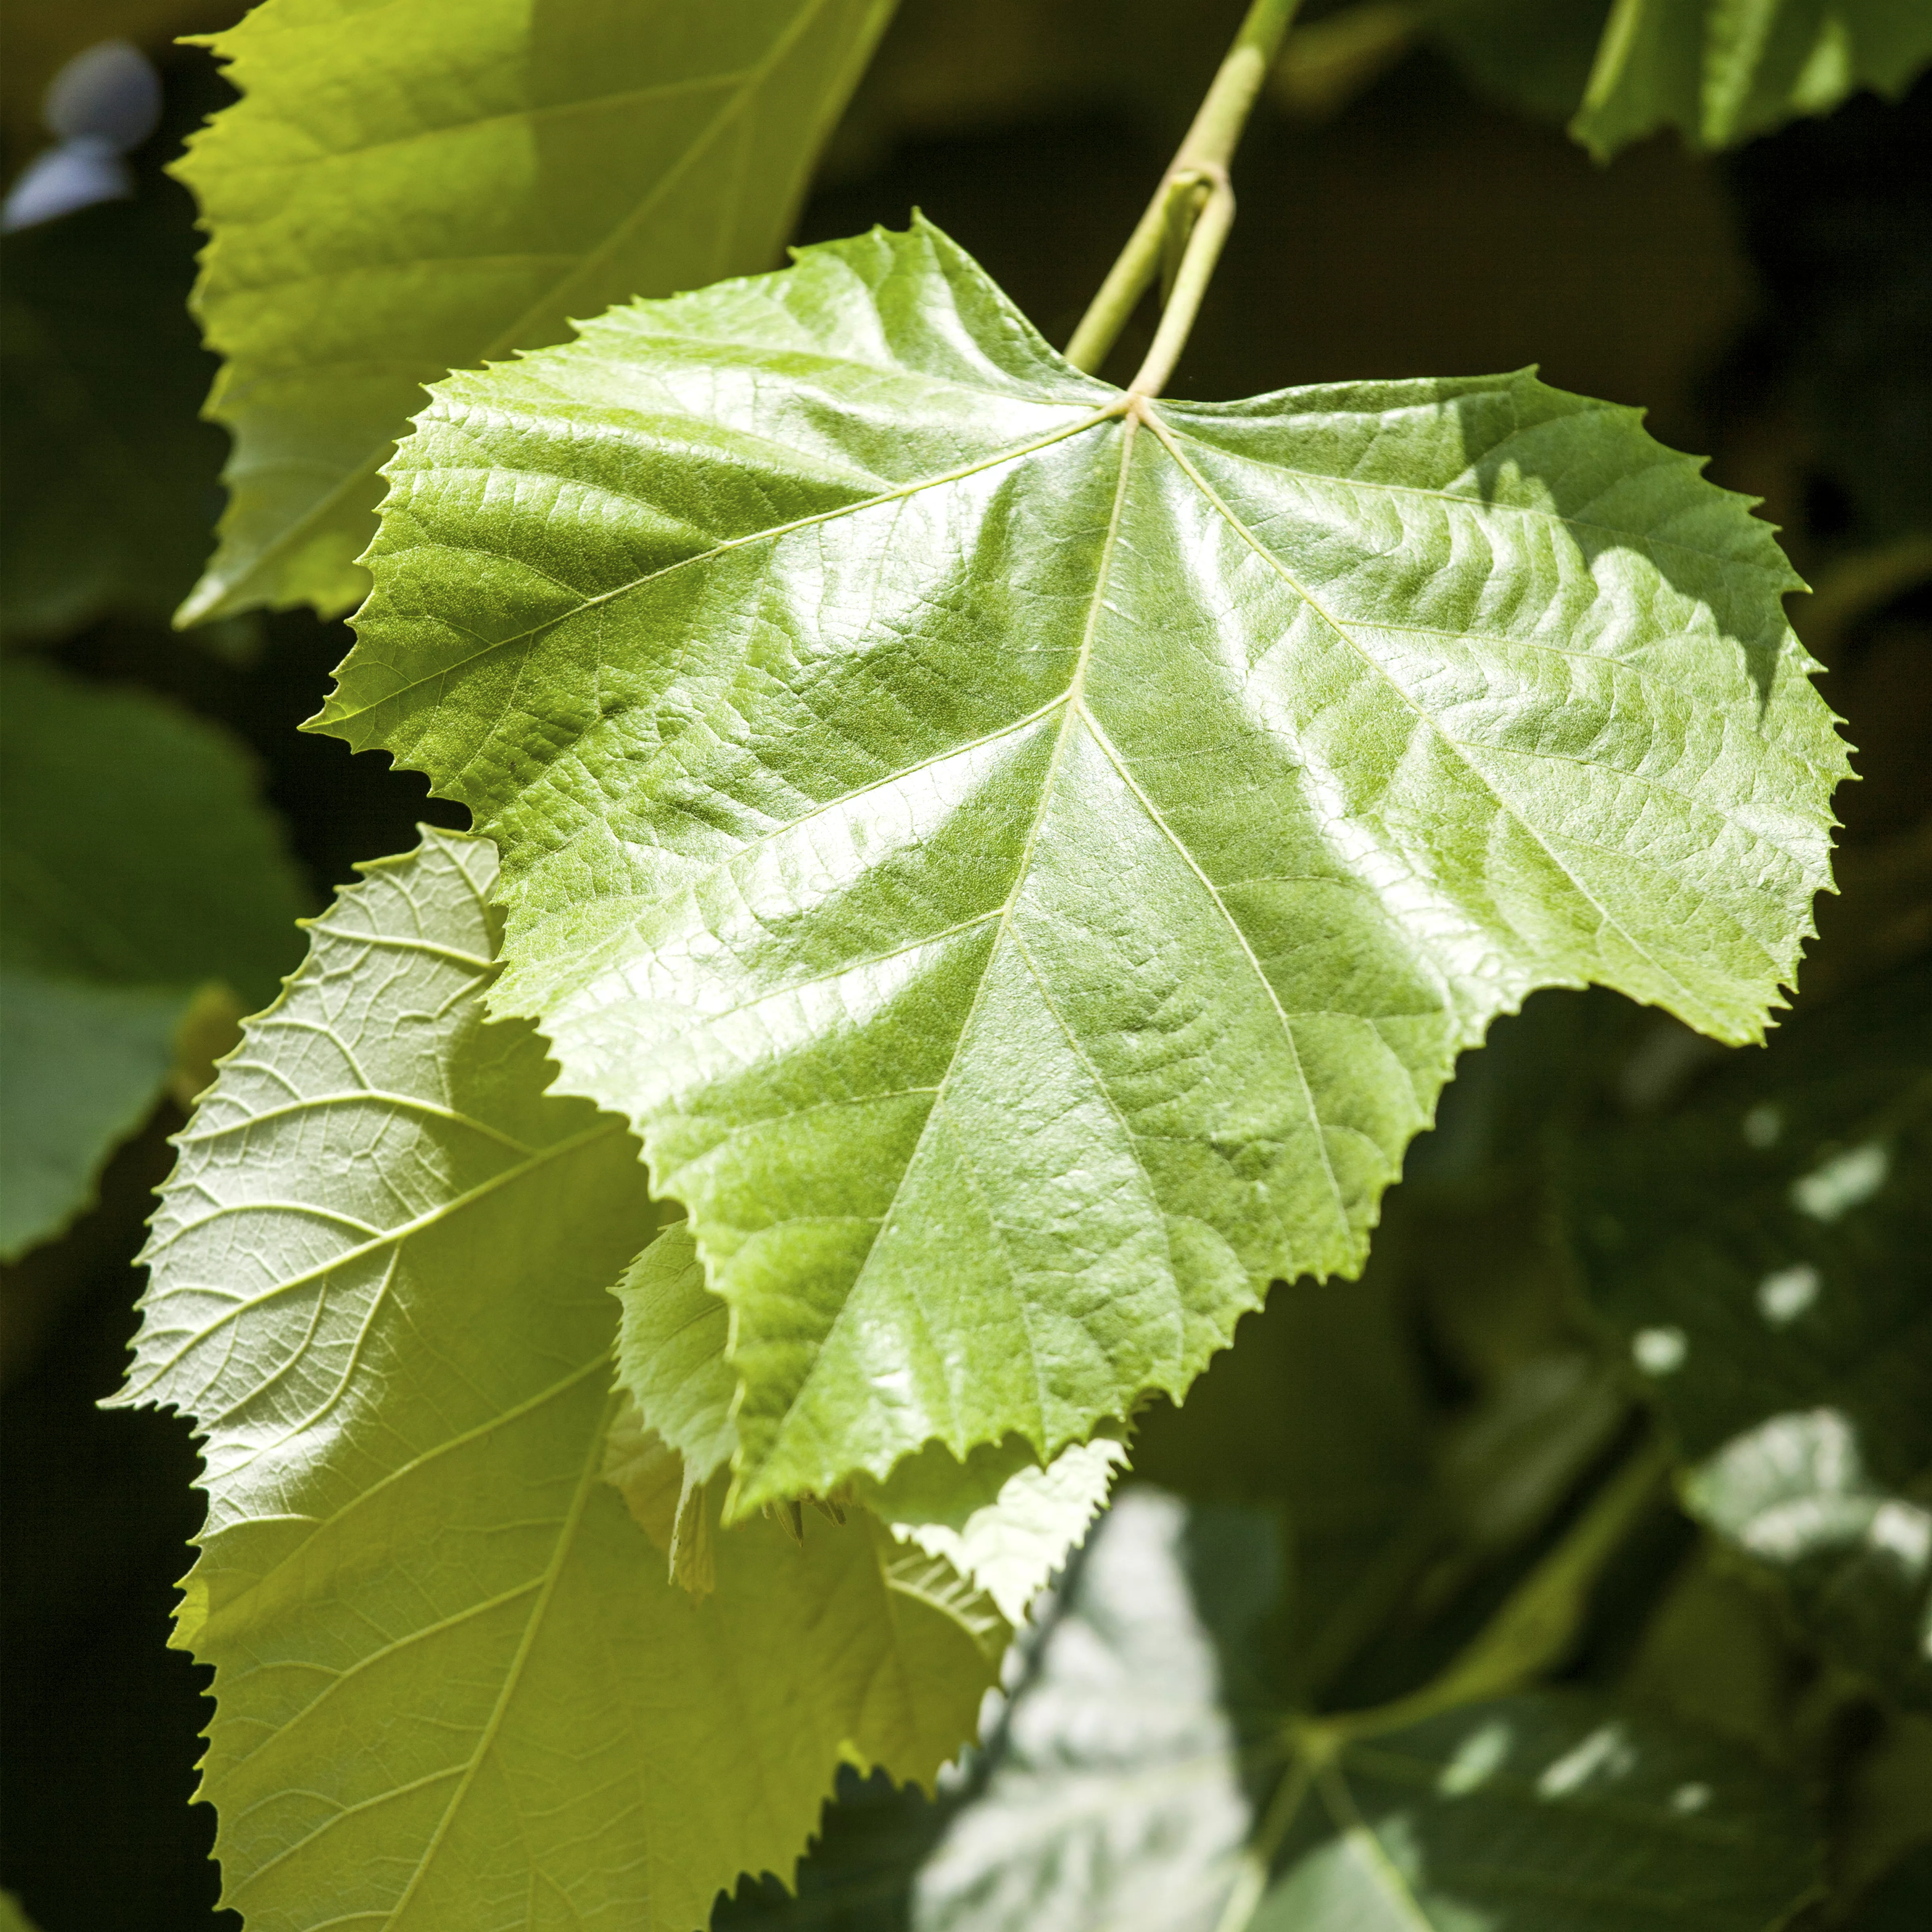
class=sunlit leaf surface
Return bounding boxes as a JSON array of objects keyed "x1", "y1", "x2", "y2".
[
  {"x1": 112, "y1": 830, "x2": 1001, "y2": 1932},
  {"x1": 323, "y1": 217, "x2": 1845, "y2": 1509},
  {"x1": 175, "y1": 0, "x2": 898, "y2": 621}
]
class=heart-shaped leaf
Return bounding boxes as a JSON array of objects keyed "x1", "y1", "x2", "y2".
[{"x1": 319, "y1": 217, "x2": 1846, "y2": 1510}]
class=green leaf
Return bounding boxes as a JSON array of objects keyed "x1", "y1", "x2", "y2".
[
  {"x1": 727, "y1": 1490, "x2": 1823, "y2": 1930},
  {"x1": 1850, "y1": 1843, "x2": 1932, "y2": 1931},
  {"x1": 0, "y1": 187, "x2": 224, "y2": 641},
  {"x1": 614, "y1": 1223, "x2": 1126, "y2": 1618},
  {"x1": 856, "y1": 1431, "x2": 1127, "y2": 1626},
  {"x1": 1427, "y1": 0, "x2": 1614, "y2": 128},
  {"x1": 1567, "y1": 962, "x2": 1932, "y2": 1706},
  {"x1": 174, "y1": 0, "x2": 898, "y2": 625},
  {"x1": 111, "y1": 829, "x2": 1003, "y2": 1932},
  {"x1": 0, "y1": 659, "x2": 304, "y2": 1258},
  {"x1": 1570, "y1": 0, "x2": 1932, "y2": 159},
  {"x1": 320, "y1": 217, "x2": 1845, "y2": 1512}
]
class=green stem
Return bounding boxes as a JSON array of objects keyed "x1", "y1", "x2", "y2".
[
  {"x1": 1310, "y1": 1431, "x2": 1674, "y2": 1749},
  {"x1": 1063, "y1": 0, "x2": 1305, "y2": 388}
]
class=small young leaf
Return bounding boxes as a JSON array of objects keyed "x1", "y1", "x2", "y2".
[
  {"x1": 0, "y1": 659, "x2": 303, "y2": 1259},
  {"x1": 1568, "y1": 962, "x2": 1932, "y2": 1707},
  {"x1": 1571, "y1": 0, "x2": 1932, "y2": 159},
  {"x1": 857, "y1": 1431, "x2": 1127, "y2": 1626},
  {"x1": 174, "y1": 0, "x2": 898, "y2": 623},
  {"x1": 321, "y1": 217, "x2": 1846, "y2": 1511},
  {"x1": 111, "y1": 830, "x2": 1001, "y2": 1931},
  {"x1": 614, "y1": 1222, "x2": 1124, "y2": 1615}
]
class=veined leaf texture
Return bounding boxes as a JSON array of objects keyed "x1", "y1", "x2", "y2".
[
  {"x1": 113, "y1": 832, "x2": 1003, "y2": 1931},
  {"x1": 174, "y1": 0, "x2": 898, "y2": 623},
  {"x1": 319, "y1": 218, "x2": 1848, "y2": 1511}
]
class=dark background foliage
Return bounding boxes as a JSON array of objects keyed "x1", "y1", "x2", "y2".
[{"x1": 2, "y1": 4, "x2": 1926, "y2": 1925}]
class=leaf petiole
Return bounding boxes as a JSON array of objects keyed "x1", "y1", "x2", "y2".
[{"x1": 1063, "y1": 0, "x2": 1305, "y2": 387}]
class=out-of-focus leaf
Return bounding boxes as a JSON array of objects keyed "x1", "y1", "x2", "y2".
[
  {"x1": 0, "y1": 659, "x2": 302, "y2": 1259},
  {"x1": 1570, "y1": 0, "x2": 1932, "y2": 159},
  {"x1": 1622, "y1": 1540, "x2": 1802, "y2": 1767},
  {"x1": 1568, "y1": 961, "x2": 1932, "y2": 1707},
  {"x1": 321, "y1": 216, "x2": 1845, "y2": 1515},
  {"x1": 173, "y1": 0, "x2": 898, "y2": 624},
  {"x1": 726, "y1": 1489, "x2": 1823, "y2": 1930},
  {"x1": 1429, "y1": 0, "x2": 1612, "y2": 126},
  {"x1": 1848, "y1": 1841, "x2": 1932, "y2": 1930},
  {"x1": 0, "y1": 186, "x2": 224, "y2": 639},
  {"x1": 110, "y1": 829, "x2": 1003, "y2": 1932}
]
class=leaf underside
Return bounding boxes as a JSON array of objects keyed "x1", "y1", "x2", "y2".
[
  {"x1": 1570, "y1": 961, "x2": 1932, "y2": 1707},
  {"x1": 320, "y1": 217, "x2": 1846, "y2": 1512},
  {"x1": 112, "y1": 830, "x2": 1001, "y2": 1932},
  {"x1": 174, "y1": 0, "x2": 897, "y2": 623}
]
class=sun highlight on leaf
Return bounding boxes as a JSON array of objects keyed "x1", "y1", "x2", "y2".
[
  {"x1": 614, "y1": 1222, "x2": 1127, "y2": 1619},
  {"x1": 174, "y1": 0, "x2": 898, "y2": 623},
  {"x1": 110, "y1": 829, "x2": 1002, "y2": 1932},
  {"x1": 318, "y1": 216, "x2": 1847, "y2": 1514}
]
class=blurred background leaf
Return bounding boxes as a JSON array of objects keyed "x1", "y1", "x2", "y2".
[{"x1": 0, "y1": 658, "x2": 305, "y2": 1261}]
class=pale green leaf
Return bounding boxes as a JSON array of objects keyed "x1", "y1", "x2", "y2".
[
  {"x1": 111, "y1": 829, "x2": 1001, "y2": 1932},
  {"x1": 724, "y1": 1490, "x2": 1823, "y2": 1931},
  {"x1": 175, "y1": 0, "x2": 898, "y2": 624},
  {"x1": 1571, "y1": 0, "x2": 1932, "y2": 159},
  {"x1": 614, "y1": 1223, "x2": 742, "y2": 1482},
  {"x1": 614, "y1": 1222, "x2": 1125, "y2": 1618},
  {"x1": 1568, "y1": 962, "x2": 1932, "y2": 1706},
  {"x1": 0, "y1": 658, "x2": 303, "y2": 1258},
  {"x1": 320, "y1": 217, "x2": 1846, "y2": 1511},
  {"x1": 857, "y1": 1432, "x2": 1127, "y2": 1626}
]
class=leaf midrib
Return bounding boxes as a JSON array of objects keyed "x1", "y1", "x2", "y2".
[{"x1": 1144, "y1": 413, "x2": 1714, "y2": 1028}]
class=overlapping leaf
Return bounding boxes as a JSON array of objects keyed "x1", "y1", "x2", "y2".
[
  {"x1": 110, "y1": 830, "x2": 1002, "y2": 1932},
  {"x1": 175, "y1": 0, "x2": 898, "y2": 623},
  {"x1": 321, "y1": 216, "x2": 1845, "y2": 1511},
  {"x1": 1569, "y1": 962, "x2": 1932, "y2": 1707},
  {"x1": 722, "y1": 1489, "x2": 1823, "y2": 1931},
  {"x1": 614, "y1": 1224, "x2": 1127, "y2": 1619},
  {"x1": 1409, "y1": 0, "x2": 1932, "y2": 157},
  {"x1": 0, "y1": 659, "x2": 303, "y2": 1258},
  {"x1": 1569, "y1": 0, "x2": 1932, "y2": 159}
]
